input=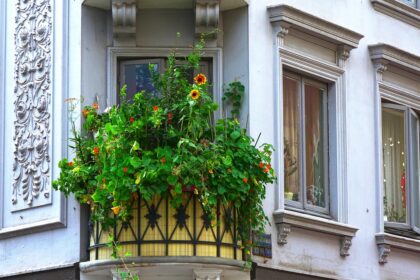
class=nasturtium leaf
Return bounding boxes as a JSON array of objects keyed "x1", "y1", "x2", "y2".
[{"x1": 130, "y1": 157, "x2": 142, "y2": 168}]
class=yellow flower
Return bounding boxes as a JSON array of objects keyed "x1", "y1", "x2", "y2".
[
  {"x1": 189, "y1": 89, "x2": 200, "y2": 100},
  {"x1": 194, "y1": 73, "x2": 207, "y2": 85},
  {"x1": 111, "y1": 206, "x2": 120, "y2": 215}
]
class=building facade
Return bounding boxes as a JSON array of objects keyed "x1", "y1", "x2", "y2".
[{"x1": 0, "y1": 0, "x2": 420, "y2": 279}]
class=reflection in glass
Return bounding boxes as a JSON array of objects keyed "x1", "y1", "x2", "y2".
[
  {"x1": 283, "y1": 76, "x2": 300, "y2": 202},
  {"x1": 304, "y1": 84, "x2": 326, "y2": 208},
  {"x1": 382, "y1": 107, "x2": 407, "y2": 223},
  {"x1": 124, "y1": 63, "x2": 159, "y2": 100}
]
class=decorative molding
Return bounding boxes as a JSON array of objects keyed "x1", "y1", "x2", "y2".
[
  {"x1": 193, "y1": 269, "x2": 223, "y2": 280},
  {"x1": 12, "y1": 0, "x2": 52, "y2": 210},
  {"x1": 274, "y1": 210, "x2": 358, "y2": 256},
  {"x1": 112, "y1": 0, "x2": 137, "y2": 46},
  {"x1": 369, "y1": 43, "x2": 420, "y2": 75},
  {"x1": 276, "y1": 223, "x2": 291, "y2": 245},
  {"x1": 376, "y1": 233, "x2": 420, "y2": 264},
  {"x1": 195, "y1": 0, "x2": 220, "y2": 37},
  {"x1": 0, "y1": 0, "x2": 6, "y2": 232},
  {"x1": 371, "y1": 0, "x2": 420, "y2": 28},
  {"x1": 0, "y1": 217, "x2": 65, "y2": 240},
  {"x1": 340, "y1": 236, "x2": 352, "y2": 257},
  {"x1": 268, "y1": 5, "x2": 364, "y2": 49}
]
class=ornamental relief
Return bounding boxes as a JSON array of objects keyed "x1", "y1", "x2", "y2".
[{"x1": 12, "y1": 0, "x2": 52, "y2": 210}]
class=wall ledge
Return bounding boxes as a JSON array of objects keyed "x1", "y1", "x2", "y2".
[
  {"x1": 371, "y1": 0, "x2": 420, "y2": 28},
  {"x1": 376, "y1": 232, "x2": 420, "y2": 264}
]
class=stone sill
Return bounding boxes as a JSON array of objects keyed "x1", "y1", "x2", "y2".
[
  {"x1": 273, "y1": 209, "x2": 358, "y2": 256},
  {"x1": 376, "y1": 232, "x2": 420, "y2": 264},
  {"x1": 371, "y1": 0, "x2": 420, "y2": 28}
]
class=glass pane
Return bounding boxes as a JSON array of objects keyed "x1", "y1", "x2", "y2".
[
  {"x1": 283, "y1": 76, "x2": 300, "y2": 202},
  {"x1": 124, "y1": 63, "x2": 159, "y2": 100},
  {"x1": 304, "y1": 84, "x2": 326, "y2": 208},
  {"x1": 382, "y1": 107, "x2": 407, "y2": 223},
  {"x1": 409, "y1": 111, "x2": 420, "y2": 232}
]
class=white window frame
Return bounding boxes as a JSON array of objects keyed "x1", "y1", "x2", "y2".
[
  {"x1": 269, "y1": 5, "x2": 362, "y2": 257},
  {"x1": 370, "y1": 43, "x2": 420, "y2": 263},
  {"x1": 283, "y1": 71, "x2": 330, "y2": 216},
  {"x1": 381, "y1": 103, "x2": 420, "y2": 233},
  {"x1": 107, "y1": 47, "x2": 223, "y2": 118}
]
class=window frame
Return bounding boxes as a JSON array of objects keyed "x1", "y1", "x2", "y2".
[
  {"x1": 381, "y1": 102, "x2": 420, "y2": 233},
  {"x1": 107, "y1": 47, "x2": 223, "y2": 118},
  {"x1": 283, "y1": 71, "x2": 330, "y2": 216}
]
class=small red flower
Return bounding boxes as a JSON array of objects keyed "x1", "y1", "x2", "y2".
[
  {"x1": 93, "y1": 147, "x2": 99, "y2": 155},
  {"x1": 68, "y1": 161, "x2": 73, "y2": 167},
  {"x1": 259, "y1": 161, "x2": 264, "y2": 169},
  {"x1": 92, "y1": 103, "x2": 99, "y2": 110},
  {"x1": 167, "y1": 112, "x2": 173, "y2": 120},
  {"x1": 123, "y1": 167, "x2": 128, "y2": 173},
  {"x1": 153, "y1": 106, "x2": 159, "y2": 111},
  {"x1": 243, "y1": 178, "x2": 248, "y2": 184},
  {"x1": 161, "y1": 157, "x2": 166, "y2": 164},
  {"x1": 129, "y1": 117, "x2": 135, "y2": 123},
  {"x1": 264, "y1": 167, "x2": 269, "y2": 173},
  {"x1": 266, "y1": 163, "x2": 271, "y2": 170}
]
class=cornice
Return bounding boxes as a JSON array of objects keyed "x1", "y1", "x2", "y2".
[
  {"x1": 371, "y1": 0, "x2": 420, "y2": 28},
  {"x1": 369, "y1": 43, "x2": 420, "y2": 75},
  {"x1": 268, "y1": 5, "x2": 364, "y2": 49}
]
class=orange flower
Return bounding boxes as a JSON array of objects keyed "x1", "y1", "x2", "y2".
[
  {"x1": 111, "y1": 206, "x2": 120, "y2": 215},
  {"x1": 243, "y1": 178, "x2": 248, "y2": 184},
  {"x1": 167, "y1": 112, "x2": 173, "y2": 120},
  {"x1": 264, "y1": 167, "x2": 269, "y2": 173},
  {"x1": 123, "y1": 167, "x2": 128, "y2": 173},
  {"x1": 92, "y1": 103, "x2": 99, "y2": 110},
  {"x1": 161, "y1": 157, "x2": 166, "y2": 164},
  {"x1": 153, "y1": 106, "x2": 159, "y2": 111},
  {"x1": 267, "y1": 163, "x2": 271, "y2": 170},
  {"x1": 93, "y1": 147, "x2": 99, "y2": 155},
  {"x1": 82, "y1": 109, "x2": 89, "y2": 118},
  {"x1": 129, "y1": 117, "x2": 135, "y2": 123},
  {"x1": 194, "y1": 73, "x2": 207, "y2": 85},
  {"x1": 259, "y1": 161, "x2": 264, "y2": 168},
  {"x1": 189, "y1": 89, "x2": 200, "y2": 100},
  {"x1": 68, "y1": 161, "x2": 73, "y2": 167}
]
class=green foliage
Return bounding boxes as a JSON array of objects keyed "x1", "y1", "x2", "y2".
[
  {"x1": 223, "y1": 81, "x2": 244, "y2": 119},
  {"x1": 53, "y1": 39, "x2": 276, "y2": 251}
]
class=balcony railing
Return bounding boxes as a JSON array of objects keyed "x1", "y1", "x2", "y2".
[{"x1": 88, "y1": 191, "x2": 244, "y2": 261}]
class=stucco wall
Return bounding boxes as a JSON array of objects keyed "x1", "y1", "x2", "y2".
[{"x1": 248, "y1": 0, "x2": 420, "y2": 279}]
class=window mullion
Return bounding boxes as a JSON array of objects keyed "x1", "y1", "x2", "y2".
[{"x1": 300, "y1": 79, "x2": 307, "y2": 210}]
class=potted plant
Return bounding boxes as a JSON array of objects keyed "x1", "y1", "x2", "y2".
[{"x1": 53, "y1": 39, "x2": 276, "y2": 264}]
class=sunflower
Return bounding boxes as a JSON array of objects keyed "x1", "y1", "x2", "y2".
[
  {"x1": 189, "y1": 89, "x2": 200, "y2": 100},
  {"x1": 194, "y1": 73, "x2": 207, "y2": 85}
]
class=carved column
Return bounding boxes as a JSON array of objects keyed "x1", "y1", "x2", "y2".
[
  {"x1": 112, "y1": 0, "x2": 137, "y2": 46},
  {"x1": 195, "y1": 0, "x2": 220, "y2": 38},
  {"x1": 12, "y1": 0, "x2": 52, "y2": 210}
]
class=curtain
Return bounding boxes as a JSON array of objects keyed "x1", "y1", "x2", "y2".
[
  {"x1": 283, "y1": 76, "x2": 300, "y2": 201},
  {"x1": 382, "y1": 107, "x2": 407, "y2": 223}
]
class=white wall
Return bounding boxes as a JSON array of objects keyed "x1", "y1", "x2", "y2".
[
  {"x1": 248, "y1": 0, "x2": 420, "y2": 279},
  {"x1": 0, "y1": 0, "x2": 83, "y2": 276}
]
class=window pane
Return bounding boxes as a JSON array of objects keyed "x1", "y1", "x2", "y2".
[
  {"x1": 382, "y1": 107, "x2": 407, "y2": 223},
  {"x1": 123, "y1": 63, "x2": 159, "y2": 100},
  {"x1": 283, "y1": 76, "x2": 300, "y2": 202},
  {"x1": 304, "y1": 84, "x2": 326, "y2": 208},
  {"x1": 409, "y1": 111, "x2": 420, "y2": 233}
]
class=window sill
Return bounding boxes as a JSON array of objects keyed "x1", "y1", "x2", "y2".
[
  {"x1": 376, "y1": 232, "x2": 420, "y2": 264},
  {"x1": 371, "y1": 0, "x2": 420, "y2": 28},
  {"x1": 273, "y1": 209, "x2": 358, "y2": 257}
]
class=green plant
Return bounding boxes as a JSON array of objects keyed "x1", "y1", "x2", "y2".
[{"x1": 53, "y1": 39, "x2": 275, "y2": 257}]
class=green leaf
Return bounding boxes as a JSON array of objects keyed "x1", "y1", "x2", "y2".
[
  {"x1": 230, "y1": 130, "x2": 241, "y2": 140},
  {"x1": 130, "y1": 157, "x2": 142, "y2": 168},
  {"x1": 222, "y1": 156, "x2": 232, "y2": 166},
  {"x1": 167, "y1": 175, "x2": 178, "y2": 186}
]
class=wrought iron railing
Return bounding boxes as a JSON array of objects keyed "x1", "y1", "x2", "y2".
[{"x1": 88, "y1": 191, "x2": 244, "y2": 261}]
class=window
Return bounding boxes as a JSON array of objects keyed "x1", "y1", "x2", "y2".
[
  {"x1": 382, "y1": 102, "x2": 420, "y2": 234},
  {"x1": 118, "y1": 58, "x2": 212, "y2": 102},
  {"x1": 283, "y1": 72, "x2": 329, "y2": 215},
  {"x1": 399, "y1": 0, "x2": 417, "y2": 7}
]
